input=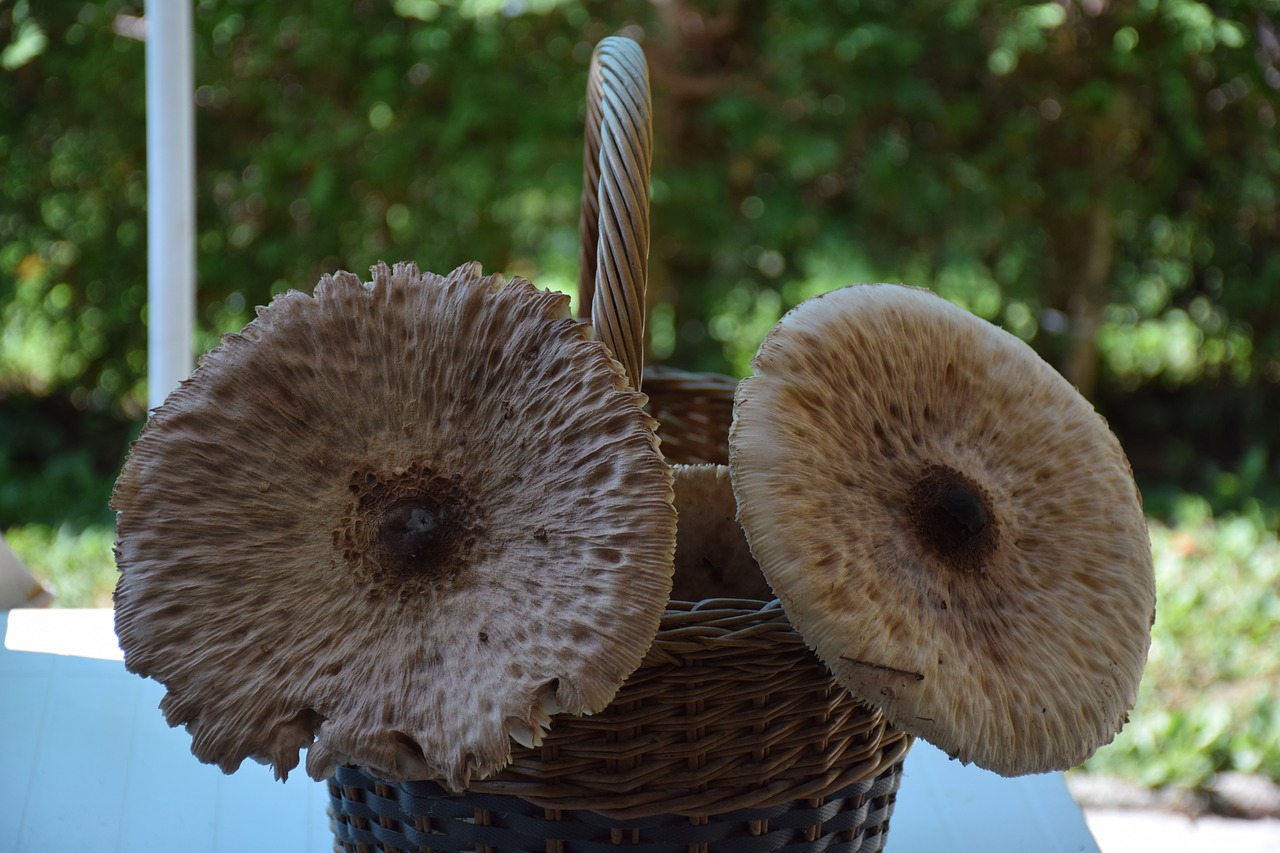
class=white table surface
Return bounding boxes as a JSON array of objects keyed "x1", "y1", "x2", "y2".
[{"x1": 2, "y1": 609, "x2": 1099, "y2": 852}]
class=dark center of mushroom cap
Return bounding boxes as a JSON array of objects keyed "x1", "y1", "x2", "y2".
[
  {"x1": 378, "y1": 499, "x2": 448, "y2": 565},
  {"x1": 338, "y1": 462, "x2": 481, "y2": 599},
  {"x1": 907, "y1": 464, "x2": 998, "y2": 573}
]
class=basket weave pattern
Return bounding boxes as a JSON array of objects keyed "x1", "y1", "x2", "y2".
[
  {"x1": 470, "y1": 602, "x2": 907, "y2": 817},
  {"x1": 329, "y1": 603, "x2": 909, "y2": 851},
  {"x1": 330, "y1": 762, "x2": 904, "y2": 852},
  {"x1": 642, "y1": 367, "x2": 736, "y2": 466}
]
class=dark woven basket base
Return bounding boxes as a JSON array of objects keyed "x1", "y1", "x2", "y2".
[{"x1": 328, "y1": 759, "x2": 904, "y2": 853}]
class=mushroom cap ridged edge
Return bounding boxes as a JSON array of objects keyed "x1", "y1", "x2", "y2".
[
  {"x1": 728, "y1": 282, "x2": 1155, "y2": 776},
  {"x1": 112, "y1": 261, "x2": 677, "y2": 790}
]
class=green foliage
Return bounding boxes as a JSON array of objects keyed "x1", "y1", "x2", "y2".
[
  {"x1": 0, "y1": 394, "x2": 135, "y2": 527},
  {"x1": 4, "y1": 1, "x2": 1279, "y2": 400},
  {"x1": 3, "y1": 0, "x2": 600, "y2": 418},
  {"x1": 642, "y1": 0, "x2": 1280, "y2": 388},
  {"x1": 2, "y1": 2, "x2": 148, "y2": 415},
  {"x1": 5, "y1": 523, "x2": 117, "y2": 608},
  {"x1": 1084, "y1": 501, "x2": 1280, "y2": 787},
  {"x1": 3, "y1": 0, "x2": 1280, "y2": 792},
  {"x1": 1, "y1": 0, "x2": 46, "y2": 71}
]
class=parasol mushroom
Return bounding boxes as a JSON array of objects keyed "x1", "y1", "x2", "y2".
[
  {"x1": 729, "y1": 283, "x2": 1155, "y2": 776},
  {"x1": 669, "y1": 464, "x2": 773, "y2": 602},
  {"x1": 113, "y1": 261, "x2": 676, "y2": 790}
]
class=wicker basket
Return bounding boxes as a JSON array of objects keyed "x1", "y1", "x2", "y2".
[
  {"x1": 330, "y1": 766, "x2": 904, "y2": 852},
  {"x1": 327, "y1": 37, "x2": 911, "y2": 852},
  {"x1": 641, "y1": 366, "x2": 736, "y2": 466},
  {"x1": 329, "y1": 601, "x2": 910, "y2": 852}
]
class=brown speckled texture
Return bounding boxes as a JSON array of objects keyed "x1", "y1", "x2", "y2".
[
  {"x1": 729, "y1": 283, "x2": 1155, "y2": 776},
  {"x1": 113, "y1": 262, "x2": 676, "y2": 790}
]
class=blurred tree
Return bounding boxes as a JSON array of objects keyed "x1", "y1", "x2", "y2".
[
  {"x1": 2, "y1": 0, "x2": 1278, "y2": 525},
  {"x1": 2, "y1": 2, "x2": 147, "y2": 412},
  {"x1": 636, "y1": 0, "x2": 1280, "y2": 503},
  {"x1": 642, "y1": 0, "x2": 1279, "y2": 397}
]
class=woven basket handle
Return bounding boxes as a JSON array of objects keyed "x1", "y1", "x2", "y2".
[{"x1": 577, "y1": 37, "x2": 652, "y2": 391}]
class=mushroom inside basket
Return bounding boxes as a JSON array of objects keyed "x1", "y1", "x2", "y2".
[
  {"x1": 111, "y1": 31, "x2": 1155, "y2": 853},
  {"x1": 113, "y1": 261, "x2": 678, "y2": 791}
]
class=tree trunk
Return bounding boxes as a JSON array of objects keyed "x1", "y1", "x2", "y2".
[{"x1": 1062, "y1": 204, "x2": 1115, "y2": 400}]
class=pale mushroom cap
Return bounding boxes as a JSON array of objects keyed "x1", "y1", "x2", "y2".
[
  {"x1": 729, "y1": 283, "x2": 1155, "y2": 776},
  {"x1": 113, "y1": 262, "x2": 676, "y2": 790},
  {"x1": 670, "y1": 464, "x2": 773, "y2": 602}
]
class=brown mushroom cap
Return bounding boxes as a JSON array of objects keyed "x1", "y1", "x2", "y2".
[
  {"x1": 113, "y1": 262, "x2": 676, "y2": 790},
  {"x1": 729, "y1": 283, "x2": 1155, "y2": 776},
  {"x1": 669, "y1": 464, "x2": 773, "y2": 602}
]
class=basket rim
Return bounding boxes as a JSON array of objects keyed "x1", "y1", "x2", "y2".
[
  {"x1": 463, "y1": 736, "x2": 912, "y2": 819},
  {"x1": 329, "y1": 598, "x2": 912, "y2": 820}
]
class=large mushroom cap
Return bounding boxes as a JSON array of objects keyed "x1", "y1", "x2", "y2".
[
  {"x1": 729, "y1": 283, "x2": 1155, "y2": 776},
  {"x1": 113, "y1": 262, "x2": 676, "y2": 790},
  {"x1": 669, "y1": 464, "x2": 773, "y2": 602}
]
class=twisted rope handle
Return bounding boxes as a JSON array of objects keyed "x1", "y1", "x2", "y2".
[{"x1": 577, "y1": 37, "x2": 652, "y2": 391}]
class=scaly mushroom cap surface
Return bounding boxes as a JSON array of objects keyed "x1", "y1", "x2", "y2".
[
  {"x1": 669, "y1": 464, "x2": 773, "y2": 602},
  {"x1": 113, "y1": 262, "x2": 676, "y2": 790},
  {"x1": 729, "y1": 283, "x2": 1155, "y2": 776}
]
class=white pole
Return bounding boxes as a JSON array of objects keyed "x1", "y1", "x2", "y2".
[{"x1": 145, "y1": 1, "x2": 195, "y2": 412}]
